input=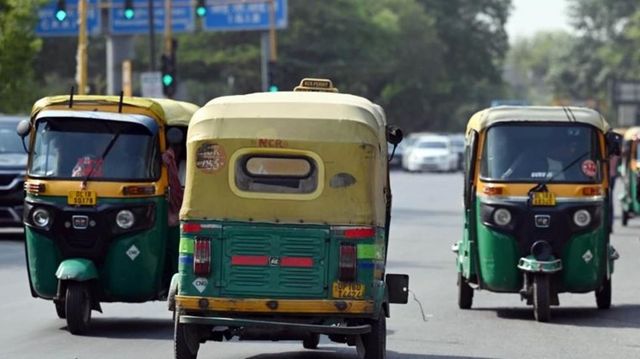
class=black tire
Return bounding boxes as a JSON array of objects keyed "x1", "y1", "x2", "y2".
[
  {"x1": 457, "y1": 272, "x2": 473, "y2": 309},
  {"x1": 596, "y1": 278, "x2": 612, "y2": 309},
  {"x1": 533, "y1": 275, "x2": 550, "y2": 322},
  {"x1": 622, "y1": 210, "x2": 629, "y2": 226},
  {"x1": 65, "y1": 282, "x2": 91, "y2": 334},
  {"x1": 359, "y1": 314, "x2": 386, "y2": 359},
  {"x1": 302, "y1": 333, "x2": 320, "y2": 349},
  {"x1": 174, "y1": 315, "x2": 198, "y2": 359},
  {"x1": 55, "y1": 301, "x2": 66, "y2": 319}
]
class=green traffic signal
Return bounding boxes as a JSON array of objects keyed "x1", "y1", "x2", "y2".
[
  {"x1": 55, "y1": 9, "x2": 67, "y2": 22},
  {"x1": 55, "y1": 0, "x2": 67, "y2": 22},
  {"x1": 163, "y1": 74, "x2": 174, "y2": 87},
  {"x1": 196, "y1": 6, "x2": 207, "y2": 17},
  {"x1": 269, "y1": 85, "x2": 278, "y2": 92},
  {"x1": 124, "y1": 8, "x2": 135, "y2": 20}
]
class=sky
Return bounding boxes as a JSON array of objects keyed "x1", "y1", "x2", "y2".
[{"x1": 506, "y1": 0, "x2": 572, "y2": 41}]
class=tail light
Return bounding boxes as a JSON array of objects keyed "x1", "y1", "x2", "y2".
[
  {"x1": 193, "y1": 237, "x2": 211, "y2": 276},
  {"x1": 182, "y1": 222, "x2": 202, "y2": 234},
  {"x1": 332, "y1": 226, "x2": 376, "y2": 239},
  {"x1": 339, "y1": 244, "x2": 357, "y2": 281}
]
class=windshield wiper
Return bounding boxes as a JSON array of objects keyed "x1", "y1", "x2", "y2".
[
  {"x1": 83, "y1": 130, "x2": 121, "y2": 183},
  {"x1": 528, "y1": 151, "x2": 590, "y2": 193}
]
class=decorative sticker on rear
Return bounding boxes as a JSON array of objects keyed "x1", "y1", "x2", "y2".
[
  {"x1": 179, "y1": 238, "x2": 194, "y2": 254},
  {"x1": 196, "y1": 143, "x2": 226, "y2": 173},
  {"x1": 357, "y1": 244, "x2": 384, "y2": 260},
  {"x1": 581, "y1": 160, "x2": 597, "y2": 177},
  {"x1": 192, "y1": 278, "x2": 208, "y2": 293}
]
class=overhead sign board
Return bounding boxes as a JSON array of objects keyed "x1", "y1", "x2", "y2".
[
  {"x1": 110, "y1": 0, "x2": 195, "y2": 35},
  {"x1": 203, "y1": 0, "x2": 288, "y2": 31},
  {"x1": 36, "y1": 0, "x2": 102, "y2": 37}
]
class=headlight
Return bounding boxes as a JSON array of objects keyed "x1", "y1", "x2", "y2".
[
  {"x1": 116, "y1": 210, "x2": 135, "y2": 229},
  {"x1": 32, "y1": 208, "x2": 50, "y2": 227},
  {"x1": 573, "y1": 209, "x2": 591, "y2": 227},
  {"x1": 493, "y1": 208, "x2": 512, "y2": 226}
]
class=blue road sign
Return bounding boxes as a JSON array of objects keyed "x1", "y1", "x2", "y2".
[
  {"x1": 203, "y1": 0, "x2": 288, "y2": 31},
  {"x1": 110, "y1": 0, "x2": 195, "y2": 35},
  {"x1": 36, "y1": 0, "x2": 101, "y2": 37}
]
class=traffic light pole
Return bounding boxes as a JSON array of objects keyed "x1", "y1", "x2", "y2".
[
  {"x1": 148, "y1": 0, "x2": 156, "y2": 71},
  {"x1": 77, "y1": 0, "x2": 88, "y2": 94},
  {"x1": 164, "y1": 0, "x2": 174, "y2": 98}
]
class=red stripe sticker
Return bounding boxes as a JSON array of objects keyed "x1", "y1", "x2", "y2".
[
  {"x1": 231, "y1": 255, "x2": 269, "y2": 266},
  {"x1": 280, "y1": 257, "x2": 314, "y2": 267}
]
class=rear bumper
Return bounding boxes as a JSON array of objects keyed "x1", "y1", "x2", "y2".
[
  {"x1": 175, "y1": 295, "x2": 375, "y2": 315},
  {"x1": 179, "y1": 315, "x2": 371, "y2": 335}
]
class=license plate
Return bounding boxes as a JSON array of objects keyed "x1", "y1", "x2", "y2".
[
  {"x1": 67, "y1": 191, "x2": 97, "y2": 206},
  {"x1": 531, "y1": 192, "x2": 556, "y2": 206},
  {"x1": 332, "y1": 281, "x2": 365, "y2": 299}
]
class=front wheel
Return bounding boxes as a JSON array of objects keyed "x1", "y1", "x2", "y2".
[
  {"x1": 533, "y1": 275, "x2": 550, "y2": 322},
  {"x1": 457, "y1": 272, "x2": 473, "y2": 309},
  {"x1": 622, "y1": 210, "x2": 629, "y2": 226},
  {"x1": 174, "y1": 315, "x2": 199, "y2": 359},
  {"x1": 358, "y1": 314, "x2": 386, "y2": 359},
  {"x1": 65, "y1": 282, "x2": 92, "y2": 334},
  {"x1": 302, "y1": 333, "x2": 320, "y2": 349},
  {"x1": 596, "y1": 278, "x2": 612, "y2": 309}
]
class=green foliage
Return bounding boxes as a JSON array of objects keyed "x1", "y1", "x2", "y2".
[{"x1": 0, "y1": 0, "x2": 44, "y2": 114}]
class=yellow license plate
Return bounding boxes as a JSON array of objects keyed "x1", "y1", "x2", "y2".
[
  {"x1": 332, "y1": 281, "x2": 365, "y2": 299},
  {"x1": 67, "y1": 191, "x2": 97, "y2": 206},
  {"x1": 531, "y1": 192, "x2": 556, "y2": 206}
]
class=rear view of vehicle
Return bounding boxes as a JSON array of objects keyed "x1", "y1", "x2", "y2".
[
  {"x1": 171, "y1": 79, "x2": 408, "y2": 359},
  {"x1": 0, "y1": 116, "x2": 28, "y2": 227},
  {"x1": 404, "y1": 135, "x2": 457, "y2": 172}
]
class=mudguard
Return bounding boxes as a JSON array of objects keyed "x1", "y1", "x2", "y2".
[
  {"x1": 167, "y1": 273, "x2": 180, "y2": 311},
  {"x1": 55, "y1": 258, "x2": 99, "y2": 281}
]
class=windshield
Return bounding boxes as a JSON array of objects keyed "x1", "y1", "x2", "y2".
[
  {"x1": 480, "y1": 124, "x2": 601, "y2": 183},
  {"x1": 0, "y1": 122, "x2": 24, "y2": 154},
  {"x1": 29, "y1": 118, "x2": 160, "y2": 181},
  {"x1": 417, "y1": 141, "x2": 448, "y2": 149}
]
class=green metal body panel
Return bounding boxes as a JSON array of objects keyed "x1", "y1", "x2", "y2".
[
  {"x1": 56, "y1": 258, "x2": 98, "y2": 281},
  {"x1": 177, "y1": 221, "x2": 385, "y2": 316},
  {"x1": 517, "y1": 255, "x2": 562, "y2": 273},
  {"x1": 25, "y1": 195, "x2": 178, "y2": 302},
  {"x1": 560, "y1": 230, "x2": 607, "y2": 292},
  {"x1": 476, "y1": 222, "x2": 522, "y2": 292},
  {"x1": 631, "y1": 172, "x2": 640, "y2": 213}
]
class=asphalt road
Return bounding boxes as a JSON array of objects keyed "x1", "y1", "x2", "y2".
[{"x1": 1, "y1": 172, "x2": 639, "y2": 359}]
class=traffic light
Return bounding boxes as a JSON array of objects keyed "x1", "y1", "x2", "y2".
[
  {"x1": 124, "y1": 0, "x2": 135, "y2": 20},
  {"x1": 196, "y1": 0, "x2": 207, "y2": 17},
  {"x1": 161, "y1": 40, "x2": 178, "y2": 97},
  {"x1": 55, "y1": 0, "x2": 67, "y2": 22},
  {"x1": 267, "y1": 60, "x2": 278, "y2": 92}
]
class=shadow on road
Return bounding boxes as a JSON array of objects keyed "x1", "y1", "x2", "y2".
[
  {"x1": 70, "y1": 318, "x2": 173, "y2": 340},
  {"x1": 474, "y1": 305, "x2": 640, "y2": 328},
  {"x1": 246, "y1": 347, "x2": 494, "y2": 359}
]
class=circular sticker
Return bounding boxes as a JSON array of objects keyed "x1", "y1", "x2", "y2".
[
  {"x1": 196, "y1": 143, "x2": 226, "y2": 173},
  {"x1": 581, "y1": 160, "x2": 597, "y2": 177}
]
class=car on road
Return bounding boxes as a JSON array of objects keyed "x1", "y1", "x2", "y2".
[
  {"x1": 0, "y1": 115, "x2": 28, "y2": 228},
  {"x1": 402, "y1": 134, "x2": 458, "y2": 172},
  {"x1": 448, "y1": 133, "x2": 465, "y2": 171}
]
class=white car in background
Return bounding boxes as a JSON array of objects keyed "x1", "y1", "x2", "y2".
[{"x1": 402, "y1": 135, "x2": 458, "y2": 172}]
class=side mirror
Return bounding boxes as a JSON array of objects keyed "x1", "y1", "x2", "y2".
[
  {"x1": 386, "y1": 125, "x2": 403, "y2": 145},
  {"x1": 166, "y1": 127, "x2": 184, "y2": 145},
  {"x1": 606, "y1": 131, "x2": 622, "y2": 157},
  {"x1": 16, "y1": 120, "x2": 31, "y2": 138}
]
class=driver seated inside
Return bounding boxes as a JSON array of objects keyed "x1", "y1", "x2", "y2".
[
  {"x1": 501, "y1": 137, "x2": 586, "y2": 181},
  {"x1": 71, "y1": 138, "x2": 107, "y2": 178}
]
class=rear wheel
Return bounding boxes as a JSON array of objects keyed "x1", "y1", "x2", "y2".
[
  {"x1": 302, "y1": 333, "x2": 320, "y2": 349},
  {"x1": 174, "y1": 315, "x2": 199, "y2": 359},
  {"x1": 457, "y1": 272, "x2": 473, "y2": 309},
  {"x1": 596, "y1": 278, "x2": 612, "y2": 309},
  {"x1": 54, "y1": 300, "x2": 66, "y2": 319},
  {"x1": 65, "y1": 282, "x2": 91, "y2": 334},
  {"x1": 533, "y1": 275, "x2": 550, "y2": 322},
  {"x1": 622, "y1": 210, "x2": 629, "y2": 226},
  {"x1": 358, "y1": 314, "x2": 386, "y2": 359}
]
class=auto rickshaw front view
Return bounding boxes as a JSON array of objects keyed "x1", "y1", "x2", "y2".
[
  {"x1": 18, "y1": 95, "x2": 199, "y2": 334},
  {"x1": 170, "y1": 79, "x2": 409, "y2": 359},
  {"x1": 454, "y1": 106, "x2": 621, "y2": 322}
]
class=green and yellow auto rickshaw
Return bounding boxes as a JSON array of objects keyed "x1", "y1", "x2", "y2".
[
  {"x1": 619, "y1": 127, "x2": 640, "y2": 226},
  {"x1": 17, "y1": 94, "x2": 198, "y2": 334},
  {"x1": 453, "y1": 106, "x2": 621, "y2": 322},
  {"x1": 169, "y1": 79, "x2": 408, "y2": 359}
]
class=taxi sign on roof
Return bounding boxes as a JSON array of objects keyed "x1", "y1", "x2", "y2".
[{"x1": 293, "y1": 78, "x2": 338, "y2": 93}]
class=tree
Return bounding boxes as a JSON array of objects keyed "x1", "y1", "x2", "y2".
[{"x1": 0, "y1": 0, "x2": 43, "y2": 113}]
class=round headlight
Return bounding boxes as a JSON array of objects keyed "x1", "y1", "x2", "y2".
[
  {"x1": 493, "y1": 208, "x2": 512, "y2": 226},
  {"x1": 116, "y1": 210, "x2": 135, "y2": 229},
  {"x1": 32, "y1": 208, "x2": 50, "y2": 227},
  {"x1": 573, "y1": 209, "x2": 591, "y2": 227}
]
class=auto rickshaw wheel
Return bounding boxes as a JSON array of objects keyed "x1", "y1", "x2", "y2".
[
  {"x1": 357, "y1": 313, "x2": 386, "y2": 359},
  {"x1": 457, "y1": 272, "x2": 473, "y2": 309},
  {"x1": 174, "y1": 314, "x2": 199, "y2": 359},
  {"x1": 622, "y1": 211, "x2": 629, "y2": 226},
  {"x1": 532, "y1": 275, "x2": 550, "y2": 322},
  {"x1": 302, "y1": 333, "x2": 320, "y2": 349},
  {"x1": 596, "y1": 278, "x2": 612, "y2": 309},
  {"x1": 65, "y1": 282, "x2": 91, "y2": 334},
  {"x1": 54, "y1": 300, "x2": 66, "y2": 319}
]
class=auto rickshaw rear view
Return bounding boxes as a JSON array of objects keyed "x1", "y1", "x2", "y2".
[
  {"x1": 18, "y1": 94, "x2": 198, "y2": 334},
  {"x1": 170, "y1": 79, "x2": 409, "y2": 359},
  {"x1": 454, "y1": 106, "x2": 621, "y2": 322}
]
